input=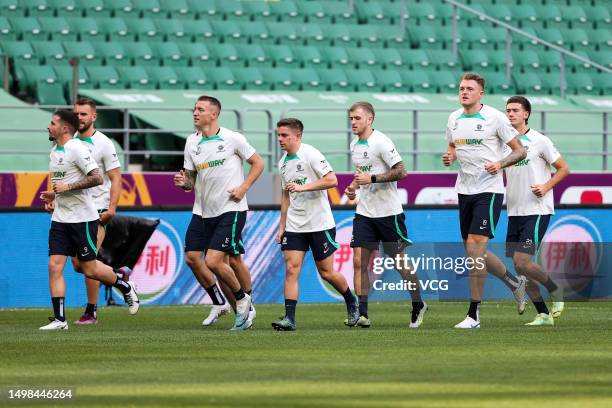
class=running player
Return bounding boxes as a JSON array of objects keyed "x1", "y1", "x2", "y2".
[
  {"x1": 443, "y1": 73, "x2": 527, "y2": 329},
  {"x1": 345, "y1": 101, "x2": 427, "y2": 329},
  {"x1": 39, "y1": 110, "x2": 138, "y2": 330},
  {"x1": 505, "y1": 96, "x2": 569, "y2": 326},
  {"x1": 272, "y1": 118, "x2": 359, "y2": 331}
]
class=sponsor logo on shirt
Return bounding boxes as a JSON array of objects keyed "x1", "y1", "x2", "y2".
[
  {"x1": 291, "y1": 177, "x2": 308, "y2": 185},
  {"x1": 358, "y1": 164, "x2": 372, "y2": 172},
  {"x1": 455, "y1": 138, "x2": 483, "y2": 145},
  {"x1": 196, "y1": 158, "x2": 226, "y2": 170},
  {"x1": 53, "y1": 171, "x2": 66, "y2": 178},
  {"x1": 513, "y1": 159, "x2": 530, "y2": 167}
]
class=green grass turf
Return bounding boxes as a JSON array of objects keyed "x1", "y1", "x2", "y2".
[{"x1": 1, "y1": 302, "x2": 611, "y2": 408}]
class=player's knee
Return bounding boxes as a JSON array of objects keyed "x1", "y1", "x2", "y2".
[
  {"x1": 185, "y1": 252, "x2": 201, "y2": 269},
  {"x1": 318, "y1": 268, "x2": 335, "y2": 282},
  {"x1": 228, "y1": 255, "x2": 241, "y2": 271},
  {"x1": 205, "y1": 257, "x2": 223, "y2": 272},
  {"x1": 285, "y1": 262, "x2": 301, "y2": 277},
  {"x1": 513, "y1": 257, "x2": 530, "y2": 274}
]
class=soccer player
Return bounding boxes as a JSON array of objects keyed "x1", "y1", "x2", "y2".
[
  {"x1": 344, "y1": 101, "x2": 427, "y2": 329},
  {"x1": 272, "y1": 118, "x2": 358, "y2": 331},
  {"x1": 442, "y1": 73, "x2": 528, "y2": 329},
  {"x1": 505, "y1": 96, "x2": 569, "y2": 326},
  {"x1": 174, "y1": 96, "x2": 263, "y2": 331},
  {"x1": 39, "y1": 110, "x2": 139, "y2": 330}
]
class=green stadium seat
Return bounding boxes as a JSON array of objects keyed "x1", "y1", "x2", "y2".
[
  {"x1": 31, "y1": 40, "x2": 65, "y2": 63},
  {"x1": 348, "y1": 24, "x2": 381, "y2": 47},
  {"x1": 317, "y1": 67, "x2": 350, "y2": 91},
  {"x1": 426, "y1": 49, "x2": 458, "y2": 70},
  {"x1": 512, "y1": 49, "x2": 543, "y2": 72},
  {"x1": 431, "y1": 70, "x2": 459, "y2": 94},
  {"x1": 242, "y1": 0, "x2": 275, "y2": 22},
  {"x1": 564, "y1": 29, "x2": 590, "y2": 52},
  {"x1": 460, "y1": 49, "x2": 493, "y2": 71},
  {"x1": 37, "y1": 17, "x2": 77, "y2": 41},
  {"x1": 216, "y1": 0, "x2": 248, "y2": 21},
  {"x1": 162, "y1": 0, "x2": 193, "y2": 19},
  {"x1": 486, "y1": 72, "x2": 515, "y2": 95},
  {"x1": 585, "y1": 5, "x2": 611, "y2": 28},
  {"x1": 143, "y1": 133, "x2": 181, "y2": 171},
  {"x1": 407, "y1": 25, "x2": 441, "y2": 49},
  {"x1": 266, "y1": 22, "x2": 300, "y2": 45},
  {"x1": 539, "y1": 51, "x2": 562, "y2": 72},
  {"x1": 483, "y1": 4, "x2": 513, "y2": 24},
  {"x1": 566, "y1": 72, "x2": 596, "y2": 95},
  {"x1": 86, "y1": 65, "x2": 122, "y2": 89},
  {"x1": 540, "y1": 72, "x2": 562, "y2": 95},
  {"x1": 124, "y1": 17, "x2": 160, "y2": 42},
  {"x1": 91, "y1": 41, "x2": 130, "y2": 66},
  {"x1": 121, "y1": 42, "x2": 159, "y2": 66},
  {"x1": 290, "y1": 68, "x2": 323, "y2": 91},
  {"x1": 20, "y1": 64, "x2": 56, "y2": 94},
  {"x1": 52, "y1": 0, "x2": 79, "y2": 17},
  {"x1": 344, "y1": 68, "x2": 377, "y2": 92},
  {"x1": 151, "y1": 41, "x2": 188, "y2": 67},
  {"x1": 376, "y1": 25, "x2": 408, "y2": 48},
  {"x1": 354, "y1": 1, "x2": 387, "y2": 25},
  {"x1": 210, "y1": 19, "x2": 243, "y2": 42},
  {"x1": 208, "y1": 43, "x2": 242, "y2": 68},
  {"x1": 590, "y1": 72, "x2": 612, "y2": 95},
  {"x1": 262, "y1": 67, "x2": 299, "y2": 91},
  {"x1": 319, "y1": 45, "x2": 349, "y2": 67},
  {"x1": 105, "y1": 0, "x2": 137, "y2": 19},
  {"x1": 458, "y1": 4, "x2": 486, "y2": 25},
  {"x1": 21, "y1": 0, "x2": 53, "y2": 17},
  {"x1": 513, "y1": 72, "x2": 545, "y2": 94},
  {"x1": 1, "y1": 40, "x2": 35, "y2": 61},
  {"x1": 0, "y1": 16, "x2": 16, "y2": 40},
  {"x1": 264, "y1": 44, "x2": 297, "y2": 68},
  {"x1": 459, "y1": 26, "x2": 488, "y2": 49},
  {"x1": 0, "y1": 0, "x2": 22, "y2": 18},
  {"x1": 206, "y1": 67, "x2": 240, "y2": 90},
  {"x1": 96, "y1": 17, "x2": 133, "y2": 41},
  {"x1": 131, "y1": 0, "x2": 163, "y2": 19},
  {"x1": 512, "y1": 27, "x2": 539, "y2": 49},
  {"x1": 483, "y1": 25, "x2": 507, "y2": 50},
  {"x1": 242, "y1": 21, "x2": 272, "y2": 44},
  {"x1": 406, "y1": 2, "x2": 437, "y2": 24},
  {"x1": 35, "y1": 81, "x2": 66, "y2": 105},
  {"x1": 434, "y1": 1, "x2": 459, "y2": 25},
  {"x1": 346, "y1": 47, "x2": 380, "y2": 69},
  {"x1": 153, "y1": 18, "x2": 187, "y2": 42},
  {"x1": 177, "y1": 42, "x2": 213, "y2": 66},
  {"x1": 116, "y1": 66, "x2": 155, "y2": 89},
  {"x1": 8, "y1": 17, "x2": 44, "y2": 41},
  {"x1": 372, "y1": 68, "x2": 407, "y2": 93},
  {"x1": 65, "y1": 17, "x2": 104, "y2": 42},
  {"x1": 537, "y1": 28, "x2": 565, "y2": 48},
  {"x1": 232, "y1": 67, "x2": 268, "y2": 90},
  {"x1": 186, "y1": 0, "x2": 216, "y2": 19},
  {"x1": 372, "y1": 48, "x2": 404, "y2": 69},
  {"x1": 297, "y1": 1, "x2": 327, "y2": 23},
  {"x1": 300, "y1": 22, "x2": 326, "y2": 46},
  {"x1": 487, "y1": 50, "x2": 512, "y2": 72},
  {"x1": 269, "y1": 0, "x2": 302, "y2": 23},
  {"x1": 320, "y1": 23, "x2": 355, "y2": 47},
  {"x1": 234, "y1": 43, "x2": 270, "y2": 68},
  {"x1": 182, "y1": 19, "x2": 214, "y2": 42},
  {"x1": 590, "y1": 49, "x2": 611, "y2": 70},
  {"x1": 400, "y1": 69, "x2": 432, "y2": 93},
  {"x1": 321, "y1": 1, "x2": 356, "y2": 24},
  {"x1": 589, "y1": 28, "x2": 611, "y2": 50},
  {"x1": 53, "y1": 64, "x2": 93, "y2": 96},
  {"x1": 567, "y1": 50, "x2": 596, "y2": 73},
  {"x1": 174, "y1": 66, "x2": 211, "y2": 89},
  {"x1": 398, "y1": 49, "x2": 429, "y2": 70},
  {"x1": 146, "y1": 66, "x2": 183, "y2": 89},
  {"x1": 534, "y1": 4, "x2": 563, "y2": 29},
  {"x1": 565, "y1": 5, "x2": 589, "y2": 29},
  {"x1": 514, "y1": 4, "x2": 538, "y2": 27},
  {"x1": 62, "y1": 41, "x2": 100, "y2": 64},
  {"x1": 76, "y1": 0, "x2": 111, "y2": 17}
]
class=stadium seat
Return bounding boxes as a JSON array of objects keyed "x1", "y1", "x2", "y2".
[
  {"x1": 143, "y1": 132, "x2": 181, "y2": 170},
  {"x1": 488, "y1": 50, "x2": 513, "y2": 73},
  {"x1": 105, "y1": 0, "x2": 137, "y2": 19},
  {"x1": 216, "y1": 0, "x2": 248, "y2": 21},
  {"x1": 147, "y1": 66, "x2": 183, "y2": 89},
  {"x1": 434, "y1": 1, "x2": 459, "y2": 25},
  {"x1": 512, "y1": 49, "x2": 543, "y2": 72},
  {"x1": 512, "y1": 27, "x2": 539, "y2": 49},
  {"x1": 483, "y1": 4, "x2": 513, "y2": 24},
  {"x1": 242, "y1": 0, "x2": 275, "y2": 22},
  {"x1": 35, "y1": 81, "x2": 67, "y2": 105},
  {"x1": 164, "y1": 0, "x2": 195, "y2": 19},
  {"x1": 406, "y1": 2, "x2": 437, "y2": 24},
  {"x1": 232, "y1": 67, "x2": 268, "y2": 90},
  {"x1": 589, "y1": 28, "x2": 611, "y2": 50},
  {"x1": 513, "y1": 72, "x2": 545, "y2": 94},
  {"x1": 344, "y1": 68, "x2": 377, "y2": 92},
  {"x1": 398, "y1": 49, "x2": 429, "y2": 70},
  {"x1": 321, "y1": 23, "x2": 355, "y2": 47},
  {"x1": 481, "y1": 25, "x2": 506, "y2": 50},
  {"x1": 348, "y1": 24, "x2": 381, "y2": 47},
  {"x1": 459, "y1": 26, "x2": 488, "y2": 49},
  {"x1": 208, "y1": 43, "x2": 242, "y2": 68},
  {"x1": 54, "y1": 64, "x2": 93, "y2": 96},
  {"x1": 8, "y1": 17, "x2": 44, "y2": 41},
  {"x1": 372, "y1": 48, "x2": 404, "y2": 69},
  {"x1": 121, "y1": 42, "x2": 159, "y2": 66},
  {"x1": 96, "y1": 17, "x2": 132, "y2": 41},
  {"x1": 241, "y1": 21, "x2": 272, "y2": 44},
  {"x1": 376, "y1": 25, "x2": 407, "y2": 48},
  {"x1": 567, "y1": 51, "x2": 596, "y2": 73},
  {"x1": 372, "y1": 68, "x2": 407, "y2": 93},
  {"x1": 321, "y1": 1, "x2": 356, "y2": 24},
  {"x1": 539, "y1": 51, "x2": 562, "y2": 72},
  {"x1": 426, "y1": 49, "x2": 458, "y2": 70},
  {"x1": 185, "y1": 0, "x2": 215, "y2": 18},
  {"x1": 0, "y1": 0, "x2": 22, "y2": 18},
  {"x1": 400, "y1": 69, "x2": 432, "y2": 93},
  {"x1": 266, "y1": 22, "x2": 300, "y2": 45},
  {"x1": 290, "y1": 68, "x2": 323, "y2": 91},
  {"x1": 86, "y1": 65, "x2": 122, "y2": 89},
  {"x1": 235, "y1": 44, "x2": 270, "y2": 68},
  {"x1": 21, "y1": 0, "x2": 53, "y2": 17},
  {"x1": 514, "y1": 4, "x2": 538, "y2": 28},
  {"x1": 407, "y1": 25, "x2": 441, "y2": 49},
  {"x1": 0, "y1": 16, "x2": 16, "y2": 40},
  {"x1": 316, "y1": 67, "x2": 350, "y2": 91},
  {"x1": 210, "y1": 20, "x2": 243, "y2": 43},
  {"x1": 460, "y1": 49, "x2": 492, "y2": 71},
  {"x1": 534, "y1": 4, "x2": 563, "y2": 29},
  {"x1": 566, "y1": 72, "x2": 596, "y2": 95},
  {"x1": 300, "y1": 22, "x2": 326, "y2": 46},
  {"x1": 431, "y1": 70, "x2": 459, "y2": 94},
  {"x1": 132, "y1": 0, "x2": 163, "y2": 19},
  {"x1": 264, "y1": 44, "x2": 298, "y2": 68},
  {"x1": 319, "y1": 45, "x2": 349, "y2": 67},
  {"x1": 297, "y1": 1, "x2": 327, "y2": 23},
  {"x1": 31, "y1": 40, "x2": 65, "y2": 64},
  {"x1": 153, "y1": 18, "x2": 187, "y2": 42},
  {"x1": 116, "y1": 66, "x2": 154, "y2": 89},
  {"x1": 269, "y1": 0, "x2": 302, "y2": 23},
  {"x1": 564, "y1": 29, "x2": 590, "y2": 52},
  {"x1": 591, "y1": 49, "x2": 612, "y2": 70},
  {"x1": 124, "y1": 17, "x2": 161, "y2": 42},
  {"x1": 565, "y1": 5, "x2": 589, "y2": 29},
  {"x1": 91, "y1": 41, "x2": 129, "y2": 66},
  {"x1": 178, "y1": 42, "x2": 213, "y2": 66},
  {"x1": 354, "y1": 1, "x2": 386, "y2": 25},
  {"x1": 585, "y1": 5, "x2": 611, "y2": 28},
  {"x1": 62, "y1": 41, "x2": 101, "y2": 64},
  {"x1": 206, "y1": 67, "x2": 241, "y2": 90},
  {"x1": 151, "y1": 41, "x2": 188, "y2": 67},
  {"x1": 591, "y1": 72, "x2": 612, "y2": 95},
  {"x1": 20, "y1": 64, "x2": 56, "y2": 94},
  {"x1": 76, "y1": 0, "x2": 111, "y2": 17},
  {"x1": 38, "y1": 17, "x2": 77, "y2": 41},
  {"x1": 262, "y1": 67, "x2": 299, "y2": 91},
  {"x1": 174, "y1": 66, "x2": 211, "y2": 89},
  {"x1": 537, "y1": 28, "x2": 565, "y2": 48},
  {"x1": 182, "y1": 19, "x2": 214, "y2": 42},
  {"x1": 540, "y1": 72, "x2": 562, "y2": 95},
  {"x1": 485, "y1": 72, "x2": 514, "y2": 95},
  {"x1": 65, "y1": 17, "x2": 103, "y2": 42}
]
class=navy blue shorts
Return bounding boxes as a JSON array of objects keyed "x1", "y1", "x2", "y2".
[
  {"x1": 506, "y1": 215, "x2": 551, "y2": 257},
  {"x1": 458, "y1": 192, "x2": 504, "y2": 240},
  {"x1": 350, "y1": 213, "x2": 411, "y2": 255},
  {"x1": 48, "y1": 220, "x2": 99, "y2": 261},
  {"x1": 281, "y1": 228, "x2": 339, "y2": 261},
  {"x1": 185, "y1": 214, "x2": 206, "y2": 252},
  {"x1": 202, "y1": 211, "x2": 246, "y2": 255}
]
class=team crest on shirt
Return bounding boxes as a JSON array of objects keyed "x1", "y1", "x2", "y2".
[
  {"x1": 475, "y1": 124, "x2": 484, "y2": 132},
  {"x1": 217, "y1": 144, "x2": 225, "y2": 152},
  {"x1": 296, "y1": 163, "x2": 303, "y2": 172},
  {"x1": 363, "y1": 152, "x2": 368, "y2": 158},
  {"x1": 195, "y1": 145, "x2": 202, "y2": 155},
  {"x1": 58, "y1": 158, "x2": 64, "y2": 165}
]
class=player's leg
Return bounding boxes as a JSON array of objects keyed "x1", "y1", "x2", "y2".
[
  {"x1": 350, "y1": 214, "x2": 378, "y2": 323},
  {"x1": 229, "y1": 254, "x2": 256, "y2": 325},
  {"x1": 75, "y1": 223, "x2": 105, "y2": 324},
  {"x1": 353, "y1": 247, "x2": 362, "y2": 298},
  {"x1": 522, "y1": 275, "x2": 554, "y2": 326},
  {"x1": 485, "y1": 250, "x2": 527, "y2": 314},
  {"x1": 41, "y1": 221, "x2": 70, "y2": 330}
]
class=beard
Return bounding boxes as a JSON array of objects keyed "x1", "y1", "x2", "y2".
[{"x1": 79, "y1": 122, "x2": 93, "y2": 133}]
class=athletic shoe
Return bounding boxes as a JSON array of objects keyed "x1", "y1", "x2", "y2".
[
  {"x1": 74, "y1": 313, "x2": 97, "y2": 325},
  {"x1": 202, "y1": 303, "x2": 230, "y2": 326},
  {"x1": 454, "y1": 316, "x2": 480, "y2": 329},
  {"x1": 356, "y1": 315, "x2": 371, "y2": 328},
  {"x1": 40, "y1": 318, "x2": 68, "y2": 330},
  {"x1": 551, "y1": 302, "x2": 565, "y2": 318},
  {"x1": 409, "y1": 302, "x2": 428, "y2": 329},
  {"x1": 247, "y1": 304, "x2": 257, "y2": 325},
  {"x1": 344, "y1": 303, "x2": 360, "y2": 327},
  {"x1": 231, "y1": 293, "x2": 252, "y2": 330},
  {"x1": 525, "y1": 313, "x2": 554, "y2": 326},
  {"x1": 116, "y1": 266, "x2": 132, "y2": 282},
  {"x1": 124, "y1": 281, "x2": 140, "y2": 315},
  {"x1": 512, "y1": 275, "x2": 528, "y2": 315},
  {"x1": 271, "y1": 316, "x2": 296, "y2": 331}
]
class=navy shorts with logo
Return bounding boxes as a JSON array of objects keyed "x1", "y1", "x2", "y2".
[
  {"x1": 458, "y1": 192, "x2": 504, "y2": 240},
  {"x1": 505, "y1": 215, "x2": 551, "y2": 257},
  {"x1": 350, "y1": 213, "x2": 412, "y2": 255},
  {"x1": 185, "y1": 213, "x2": 206, "y2": 252},
  {"x1": 49, "y1": 220, "x2": 99, "y2": 261},
  {"x1": 281, "y1": 228, "x2": 339, "y2": 261},
  {"x1": 202, "y1": 211, "x2": 246, "y2": 255}
]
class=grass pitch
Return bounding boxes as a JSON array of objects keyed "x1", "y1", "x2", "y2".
[{"x1": 1, "y1": 302, "x2": 611, "y2": 408}]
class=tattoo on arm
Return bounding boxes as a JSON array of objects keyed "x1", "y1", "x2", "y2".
[
  {"x1": 375, "y1": 161, "x2": 407, "y2": 183},
  {"x1": 68, "y1": 168, "x2": 103, "y2": 191},
  {"x1": 183, "y1": 170, "x2": 196, "y2": 191},
  {"x1": 499, "y1": 147, "x2": 527, "y2": 168}
]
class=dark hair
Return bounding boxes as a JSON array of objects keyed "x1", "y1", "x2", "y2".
[
  {"x1": 277, "y1": 118, "x2": 304, "y2": 133},
  {"x1": 461, "y1": 73, "x2": 486, "y2": 91},
  {"x1": 197, "y1": 95, "x2": 221, "y2": 112},
  {"x1": 506, "y1": 95, "x2": 532, "y2": 124},
  {"x1": 54, "y1": 110, "x2": 79, "y2": 134},
  {"x1": 74, "y1": 97, "x2": 96, "y2": 111},
  {"x1": 349, "y1": 101, "x2": 375, "y2": 120}
]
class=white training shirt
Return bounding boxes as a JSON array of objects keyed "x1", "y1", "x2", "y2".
[
  {"x1": 446, "y1": 104, "x2": 518, "y2": 195},
  {"x1": 50, "y1": 139, "x2": 99, "y2": 223},
  {"x1": 183, "y1": 127, "x2": 256, "y2": 218},
  {"x1": 279, "y1": 143, "x2": 335, "y2": 233},
  {"x1": 505, "y1": 129, "x2": 561, "y2": 216},
  {"x1": 183, "y1": 132, "x2": 203, "y2": 217},
  {"x1": 350, "y1": 130, "x2": 404, "y2": 218},
  {"x1": 76, "y1": 130, "x2": 120, "y2": 210}
]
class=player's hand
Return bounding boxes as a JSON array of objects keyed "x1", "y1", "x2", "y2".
[
  {"x1": 286, "y1": 183, "x2": 305, "y2": 193},
  {"x1": 173, "y1": 170, "x2": 186, "y2": 188},
  {"x1": 276, "y1": 229, "x2": 285, "y2": 244},
  {"x1": 345, "y1": 184, "x2": 356, "y2": 200},
  {"x1": 228, "y1": 184, "x2": 247, "y2": 202},
  {"x1": 442, "y1": 151, "x2": 455, "y2": 166},
  {"x1": 354, "y1": 168, "x2": 371, "y2": 186},
  {"x1": 40, "y1": 191, "x2": 56, "y2": 203},
  {"x1": 484, "y1": 162, "x2": 502, "y2": 175},
  {"x1": 44, "y1": 200, "x2": 55, "y2": 213},
  {"x1": 99, "y1": 209, "x2": 115, "y2": 226},
  {"x1": 52, "y1": 181, "x2": 70, "y2": 193},
  {"x1": 531, "y1": 184, "x2": 549, "y2": 198}
]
